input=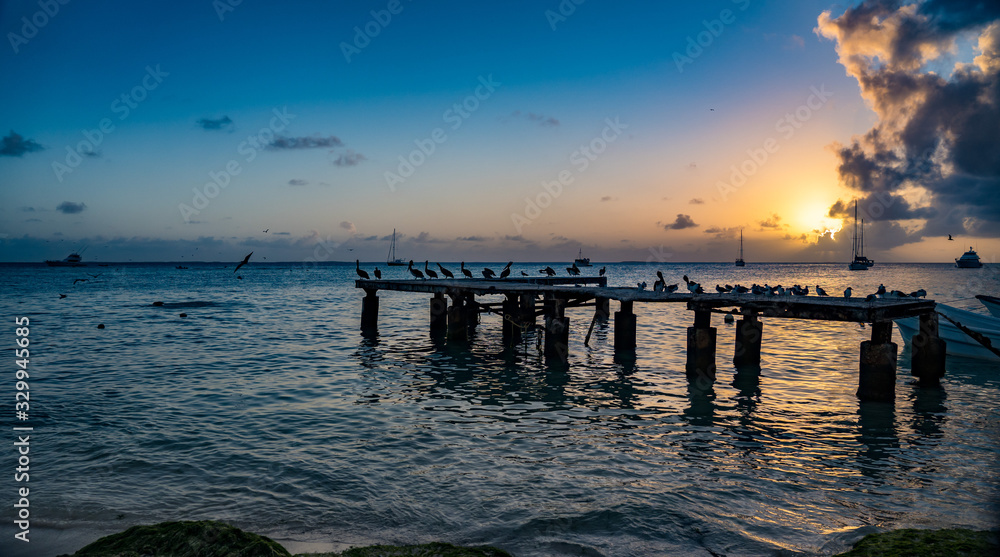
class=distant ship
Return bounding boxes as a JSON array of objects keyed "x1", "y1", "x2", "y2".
[
  {"x1": 385, "y1": 229, "x2": 406, "y2": 266},
  {"x1": 848, "y1": 200, "x2": 874, "y2": 270},
  {"x1": 45, "y1": 253, "x2": 86, "y2": 267},
  {"x1": 574, "y1": 249, "x2": 591, "y2": 267},
  {"x1": 955, "y1": 247, "x2": 983, "y2": 268},
  {"x1": 735, "y1": 229, "x2": 745, "y2": 267}
]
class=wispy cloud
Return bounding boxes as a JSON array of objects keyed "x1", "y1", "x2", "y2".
[
  {"x1": 56, "y1": 201, "x2": 87, "y2": 214},
  {"x1": 704, "y1": 225, "x2": 740, "y2": 239},
  {"x1": 340, "y1": 221, "x2": 356, "y2": 234},
  {"x1": 661, "y1": 214, "x2": 698, "y2": 230},
  {"x1": 600, "y1": 196, "x2": 614, "y2": 202},
  {"x1": 758, "y1": 213, "x2": 784, "y2": 230},
  {"x1": 196, "y1": 116, "x2": 234, "y2": 131},
  {"x1": 267, "y1": 135, "x2": 343, "y2": 150},
  {"x1": 457, "y1": 235, "x2": 488, "y2": 241},
  {"x1": 689, "y1": 198, "x2": 705, "y2": 204},
  {"x1": 504, "y1": 110, "x2": 559, "y2": 127},
  {"x1": 0, "y1": 131, "x2": 43, "y2": 157},
  {"x1": 333, "y1": 150, "x2": 366, "y2": 167},
  {"x1": 288, "y1": 179, "x2": 308, "y2": 186}
]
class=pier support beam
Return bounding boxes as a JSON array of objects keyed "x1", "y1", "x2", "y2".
[
  {"x1": 361, "y1": 289, "x2": 379, "y2": 332},
  {"x1": 519, "y1": 294, "x2": 536, "y2": 327},
  {"x1": 911, "y1": 312, "x2": 946, "y2": 386},
  {"x1": 595, "y1": 297, "x2": 611, "y2": 320},
  {"x1": 687, "y1": 310, "x2": 717, "y2": 383},
  {"x1": 544, "y1": 297, "x2": 569, "y2": 361},
  {"x1": 858, "y1": 321, "x2": 897, "y2": 401},
  {"x1": 448, "y1": 295, "x2": 469, "y2": 341},
  {"x1": 429, "y1": 293, "x2": 447, "y2": 336},
  {"x1": 502, "y1": 295, "x2": 522, "y2": 346},
  {"x1": 614, "y1": 301, "x2": 637, "y2": 352},
  {"x1": 733, "y1": 313, "x2": 762, "y2": 366},
  {"x1": 465, "y1": 294, "x2": 480, "y2": 334}
]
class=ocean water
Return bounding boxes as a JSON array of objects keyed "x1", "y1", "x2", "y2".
[{"x1": 1, "y1": 261, "x2": 999, "y2": 556}]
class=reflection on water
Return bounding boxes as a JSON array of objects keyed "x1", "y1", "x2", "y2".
[{"x1": 1, "y1": 262, "x2": 998, "y2": 557}]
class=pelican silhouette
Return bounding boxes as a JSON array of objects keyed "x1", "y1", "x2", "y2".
[
  {"x1": 234, "y1": 252, "x2": 253, "y2": 273},
  {"x1": 408, "y1": 260, "x2": 424, "y2": 279},
  {"x1": 482, "y1": 266, "x2": 496, "y2": 279},
  {"x1": 460, "y1": 261, "x2": 473, "y2": 279},
  {"x1": 424, "y1": 261, "x2": 438, "y2": 279},
  {"x1": 499, "y1": 261, "x2": 513, "y2": 279},
  {"x1": 599, "y1": 266, "x2": 606, "y2": 276},
  {"x1": 374, "y1": 267, "x2": 381, "y2": 279},
  {"x1": 355, "y1": 260, "x2": 370, "y2": 280},
  {"x1": 437, "y1": 263, "x2": 454, "y2": 279}
]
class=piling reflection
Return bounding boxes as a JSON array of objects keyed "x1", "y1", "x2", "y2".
[
  {"x1": 909, "y1": 385, "x2": 947, "y2": 441},
  {"x1": 856, "y1": 401, "x2": 900, "y2": 478}
]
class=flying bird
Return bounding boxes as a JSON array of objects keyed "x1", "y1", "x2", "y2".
[
  {"x1": 355, "y1": 260, "x2": 370, "y2": 280},
  {"x1": 59, "y1": 294, "x2": 67, "y2": 299},
  {"x1": 263, "y1": 229, "x2": 269, "y2": 233},
  {"x1": 234, "y1": 252, "x2": 253, "y2": 273},
  {"x1": 73, "y1": 278, "x2": 88, "y2": 285}
]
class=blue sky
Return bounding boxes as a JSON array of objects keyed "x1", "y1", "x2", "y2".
[{"x1": 2, "y1": 0, "x2": 997, "y2": 263}]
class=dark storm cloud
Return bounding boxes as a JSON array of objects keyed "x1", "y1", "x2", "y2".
[
  {"x1": 0, "y1": 130, "x2": 43, "y2": 156},
  {"x1": 817, "y1": 1, "x2": 1000, "y2": 243}
]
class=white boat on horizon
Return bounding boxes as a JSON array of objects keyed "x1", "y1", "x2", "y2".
[
  {"x1": 386, "y1": 229, "x2": 406, "y2": 267},
  {"x1": 45, "y1": 252, "x2": 86, "y2": 267},
  {"x1": 955, "y1": 247, "x2": 983, "y2": 268},
  {"x1": 574, "y1": 249, "x2": 592, "y2": 267},
  {"x1": 895, "y1": 303, "x2": 1000, "y2": 361}
]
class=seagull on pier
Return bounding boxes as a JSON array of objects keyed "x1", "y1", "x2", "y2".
[
  {"x1": 909, "y1": 288, "x2": 927, "y2": 298},
  {"x1": 682, "y1": 275, "x2": 703, "y2": 294},
  {"x1": 521, "y1": 271, "x2": 529, "y2": 276},
  {"x1": 876, "y1": 284, "x2": 886, "y2": 296},
  {"x1": 482, "y1": 266, "x2": 496, "y2": 279},
  {"x1": 374, "y1": 267, "x2": 381, "y2": 279},
  {"x1": 424, "y1": 261, "x2": 438, "y2": 279},
  {"x1": 665, "y1": 283, "x2": 679, "y2": 293},
  {"x1": 437, "y1": 263, "x2": 454, "y2": 279},
  {"x1": 408, "y1": 260, "x2": 424, "y2": 279},
  {"x1": 716, "y1": 284, "x2": 726, "y2": 293},
  {"x1": 844, "y1": 287, "x2": 853, "y2": 299},
  {"x1": 234, "y1": 252, "x2": 253, "y2": 274},
  {"x1": 865, "y1": 293, "x2": 877, "y2": 302},
  {"x1": 734, "y1": 285, "x2": 749, "y2": 294},
  {"x1": 637, "y1": 281, "x2": 647, "y2": 290},
  {"x1": 460, "y1": 262, "x2": 473, "y2": 279},
  {"x1": 815, "y1": 285, "x2": 828, "y2": 296},
  {"x1": 355, "y1": 260, "x2": 370, "y2": 280},
  {"x1": 499, "y1": 261, "x2": 513, "y2": 279}
]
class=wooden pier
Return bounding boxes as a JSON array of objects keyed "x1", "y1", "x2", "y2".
[{"x1": 354, "y1": 277, "x2": 946, "y2": 401}]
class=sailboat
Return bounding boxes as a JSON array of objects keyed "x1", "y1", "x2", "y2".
[
  {"x1": 735, "y1": 229, "x2": 745, "y2": 266},
  {"x1": 385, "y1": 229, "x2": 406, "y2": 266},
  {"x1": 848, "y1": 200, "x2": 874, "y2": 270}
]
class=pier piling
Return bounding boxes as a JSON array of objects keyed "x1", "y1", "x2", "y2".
[
  {"x1": 614, "y1": 301, "x2": 637, "y2": 352},
  {"x1": 857, "y1": 321, "x2": 897, "y2": 401},
  {"x1": 544, "y1": 296, "x2": 569, "y2": 361},
  {"x1": 733, "y1": 313, "x2": 763, "y2": 366},
  {"x1": 596, "y1": 297, "x2": 611, "y2": 320},
  {"x1": 430, "y1": 293, "x2": 447, "y2": 336},
  {"x1": 361, "y1": 289, "x2": 379, "y2": 332},
  {"x1": 911, "y1": 312, "x2": 946, "y2": 386},
  {"x1": 687, "y1": 310, "x2": 717, "y2": 382},
  {"x1": 502, "y1": 295, "x2": 522, "y2": 346},
  {"x1": 448, "y1": 295, "x2": 469, "y2": 341}
]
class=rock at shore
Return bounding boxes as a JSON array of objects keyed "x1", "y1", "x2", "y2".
[
  {"x1": 834, "y1": 528, "x2": 998, "y2": 556},
  {"x1": 59, "y1": 520, "x2": 514, "y2": 557}
]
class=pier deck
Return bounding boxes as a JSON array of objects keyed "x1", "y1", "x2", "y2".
[{"x1": 354, "y1": 277, "x2": 945, "y2": 401}]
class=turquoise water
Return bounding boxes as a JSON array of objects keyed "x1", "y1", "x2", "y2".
[{"x1": 2, "y1": 262, "x2": 998, "y2": 556}]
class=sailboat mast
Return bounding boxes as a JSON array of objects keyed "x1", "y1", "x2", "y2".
[
  {"x1": 860, "y1": 219, "x2": 864, "y2": 258},
  {"x1": 852, "y1": 201, "x2": 859, "y2": 257},
  {"x1": 739, "y1": 229, "x2": 743, "y2": 259}
]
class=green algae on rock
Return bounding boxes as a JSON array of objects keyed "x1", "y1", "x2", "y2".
[
  {"x1": 834, "y1": 528, "x2": 999, "y2": 557},
  {"x1": 58, "y1": 520, "x2": 513, "y2": 557},
  {"x1": 61, "y1": 520, "x2": 291, "y2": 557}
]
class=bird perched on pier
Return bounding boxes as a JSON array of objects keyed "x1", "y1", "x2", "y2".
[
  {"x1": 437, "y1": 263, "x2": 454, "y2": 279},
  {"x1": 665, "y1": 283, "x2": 679, "y2": 293},
  {"x1": 374, "y1": 267, "x2": 381, "y2": 279},
  {"x1": 355, "y1": 259, "x2": 369, "y2": 280},
  {"x1": 682, "y1": 275, "x2": 703, "y2": 293},
  {"x1": 637, "y1": 281, "x2": 647, "y2": 290},
  {"x1": 734, "y1": 285, "x2": 749, "y2": 294},
  {"x1": 521, "y1": 271, "x2": 529, "y2": 276},
  {"x1": 910, "y1": 288, "x2": 927, "y2": 298},
  {"x1": 599, "y1": 266, "x2": 606, "y2": 276},
  {"x1": 566, "y1": 263, "x2": 581, "y2": 276},
  {"x1": 948, "y1": 234, "x2": 954, "y2": 240},
  {"x1": 865, "y1": 293, "x2": 877, "y2": 302},
  {"x1": 716, "y1": 284, "x2": 726, "y2": 293},
  {"x1": 499, "y1": 261, "x2": 513, "y2": 279},
  {"x1": 876, "y1": 284, "x2": 887, "y2": 296},
  {"x1": 815, "y1": 285, "x2": 828, "y2": 296},
  {"x1": 751, "y1": 284, "x2": 766, "y2": 295},
  {"x1": 408, "y1": 260, "x2": 424, "y2": 279},
  {"x1": 234, "y1": 252, "x2": 253, "y2": 274},
  {"x1": 844, "y1": 286, "x2": 853, "y2": 299},
  {"x1": 540, "y1": 266, "x2": 556, "y2": 277},
  {"x1": 654, "y1": 271, "x2": 666, "y2": 292},
  {"x1": 885, "y1": 290, "x2": 909, "y2": 298},
  {"x1": 460, "y1": 262, "x2": 473, "y2": 279},
  {"x1": 482, "y1": 266, "x2": 496, "y2": 279},
  {"x1": 424, "y1": 261, "x2": 438, "y2": 279}
]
